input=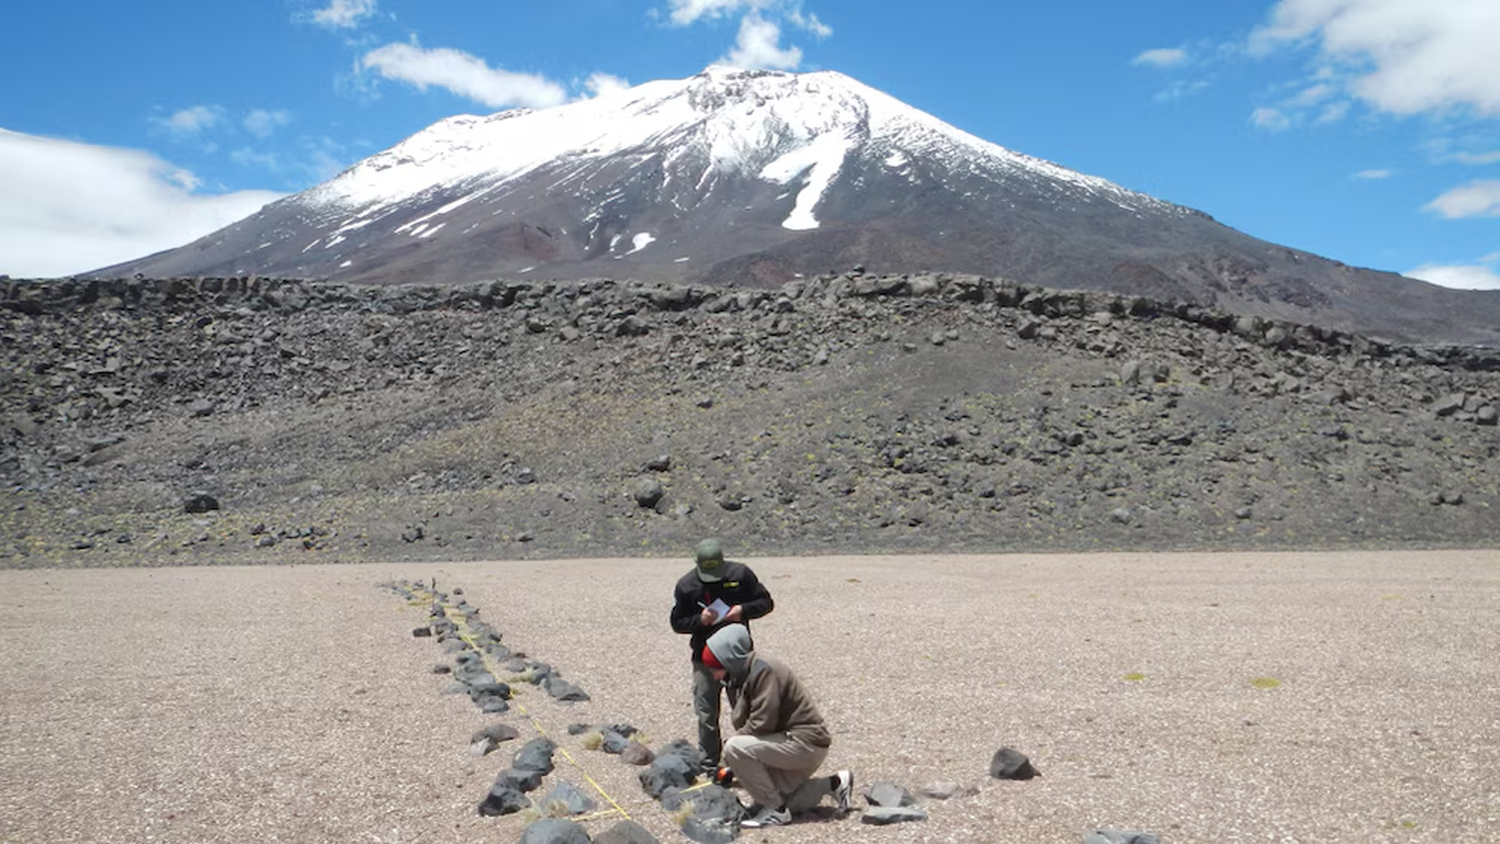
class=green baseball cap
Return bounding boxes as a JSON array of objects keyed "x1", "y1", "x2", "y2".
[{"x1": 694, "y1": 538, "x2": 725, "y2": 582}]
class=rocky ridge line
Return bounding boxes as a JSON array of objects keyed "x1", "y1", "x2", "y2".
[{"x1": 2, "y1": 270, "x2": 1498, "y2": 565}]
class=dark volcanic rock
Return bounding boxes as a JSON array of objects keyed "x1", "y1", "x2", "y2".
[
  {"x1": 865, "y1": 782, "x2": 917, "y2": 807},
  {"x1": 477, "y1": 783, "x2": 530, "y2": 816},
  {"x1": 662, "y1": 783, "x2": 743, "y2": 823},
  {"x1": 471, "y1": 723, "x2": 522, "y2": 745},
  {"x1": 600, "y1": 730, "x2": 630, "y2": 753},
  {"x1": 518, "y1": 819, "x2": 590, "y2": 844},
  {"x1": 861, "y1": 806, "x2": 928, "y2": 825},
  {"x1": 538, "y1": 781, "x2": 596, "y2": 816},
  {"x1": 619, "y1": 741, "x2": 655, "y2": 766},
  {"x1": 594, "y1": 819, "x2": 660, "y2": 844},
  {"x1": 639, "y1": 740, "x2": 706, "y2": 798},
  {"x1": 513, "y1": 737, "x2": 558, "y2": 775},
  {"x1": 545, "y1": 676, "x2": 590, "y2": 702},
  {"x1": 183, "y1": 492, "x2": 219, "y2": 514},
  {"x1": 632, "y1": 478, "x2": 666, "y2": 508},
  {"x1": 495, "y1": 767, "x2": 544, "y2": 793},
  {"x1": 990, "y1": 747, "x2": 1040, "y2": 780},
  {"x1": 1084, "y1": 831, "x2": 1162, "y2": 844},
  {"x1": 680, "y1": 816, "x2": 737, "y2": 844}
]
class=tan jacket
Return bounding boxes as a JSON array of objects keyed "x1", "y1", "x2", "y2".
[{"x1": 730, "y1": 655, "x2": 832, "y2": 748}]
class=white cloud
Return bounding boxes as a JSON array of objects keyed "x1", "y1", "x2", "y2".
[
  {"x1": 1246, "y1": 71, "x2": 1356, "y2": 127},
  {"x1": 1314, "y1": 100, "x2": 1351, "y2": 123},
  {"x1": 244, "y1": 109, "x2": 293, "y2": 138},
  {"x1": 1354, "y1": 168, "x2": 1392, "y2": 179},
  {"x1": 1289, "y1": 82, "x2": 1336, "y2": 107},
  {"x1": 154, "y1": 105, "x2": 224, "y2": 135},
  {"x1": 0, "y1": 129, "x2": 282, "y2": 278},
  {"x1": 1423, "y1": 179, "x2": 1500, "y2": 218},
  {"x1": 1134, "y1": 47, "x2": 1188, "y2": 68},
  {"x1": 1252, "y1": 0, "x2": 1500, "y2": 117},
  {"x1": 661, "y1": 1, "x2": 828, "y2": 69},
  {"x1": 227, "y1": 136, "x2": 350, "y2": 185},
  {"x1": 359, "y1": 43, "x2": 568, "y2": 108},
  {"x1": 1152, "y1": 80, "x2": 1210, "y2": 103},
  {"x1": 1251, "y1": 106, "x2": 1291, "y2": 131},
  {"x1": 1451, "y1": 149, "x2": 1500, "y2": 165},
  {"x1": 663, "y1": 0, "x2": 829, "y2": 33},
  {"x1": 583, "y1": 73, "x2": 632, "y2": 99},
  {"x1": 311, "y1": 0, "x2": 377, "y2": 29},
  {"x1": 721, "y1": 13, "x2": 801, "y2": 70},
  {"x1": 786, "y1": 9, "x2": 831, "y2": 38},
  {"x1": 666, "y1": 0, "x2": 767, "y2": 26},
  {"x1": 1422, "y1": 137, "x2": 1500, "y2": 165},
  {"x1": 230, "y1": 148, "x2": 282, "y2": 171},
  {"x1": 1406, "y1": 262, "x2": 1500, "y2": 289}
]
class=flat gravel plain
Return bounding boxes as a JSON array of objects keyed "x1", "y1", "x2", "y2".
[{"x1": 1, "y1": 550, "x2": 1497, "y2": 844}]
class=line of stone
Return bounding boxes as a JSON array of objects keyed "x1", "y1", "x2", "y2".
[{"x1": 382, "y1": 578, "x2": 676, "y2": 844}]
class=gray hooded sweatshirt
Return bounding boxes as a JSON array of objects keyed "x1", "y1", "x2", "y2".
[{"x1": 704, "y1": 624, "x2": 831, "y2": 747}]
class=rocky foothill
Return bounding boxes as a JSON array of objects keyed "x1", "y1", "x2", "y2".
[{"x1": 2, "y1": 270, "x2": 1498, "y2": 566}]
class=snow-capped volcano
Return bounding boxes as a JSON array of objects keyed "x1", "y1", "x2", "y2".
[
  {"x1": 97, "y1": 66, "x2": 1500, "y2": 344},
  {"x1": 308, "y1": 64, "x2": 1170, "y2": 226}
]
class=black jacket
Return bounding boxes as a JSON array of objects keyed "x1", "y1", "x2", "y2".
[{"x1": 670, "y1": 560, "x2": 774, "y2": 662}]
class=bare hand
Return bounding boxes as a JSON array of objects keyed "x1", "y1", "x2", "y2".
[
  {"x1": 700, "y1": 607, "x2": 719, "y2": 626},
  {"x1": 724, "y1": 604, "x2": 744, "y2": 623}
]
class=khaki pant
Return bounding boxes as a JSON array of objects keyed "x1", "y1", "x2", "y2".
[
  {"x1": 722, "y1": 732, "x2": 832, "y2": 812},
  {"x1": 692, "y1": 661, "x2": 724, "y2": 766}
]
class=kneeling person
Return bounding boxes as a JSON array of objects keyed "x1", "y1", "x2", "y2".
[{"x1": 702, "y1": 624, "x2": 852, "y2": 828}]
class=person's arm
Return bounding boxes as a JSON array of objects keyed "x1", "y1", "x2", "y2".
[
  {"x1": 735, "y1": 667, "x2": 782, "y2": 734},
  {"x1": 669, "y1": 580, "x2": 701, "y2": 635},
  {"x1": 736, "y1": 567, "x2": 774, "y2": 620}
]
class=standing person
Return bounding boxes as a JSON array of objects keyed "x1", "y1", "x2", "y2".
[
  {"x1": 702, "y1": 623, "x2": 852, "y2": 828},
  {"x1": 670, "y1": 538, "x2": 774, "y2": 768}
]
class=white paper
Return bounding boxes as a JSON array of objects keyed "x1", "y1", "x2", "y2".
[{"x1": 705, "y1": 598, "x2": 732, "y2": 620}]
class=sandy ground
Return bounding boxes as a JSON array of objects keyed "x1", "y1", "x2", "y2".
[{"x1": 1, "y1": 550, "x2": 1498, "y2": 844}]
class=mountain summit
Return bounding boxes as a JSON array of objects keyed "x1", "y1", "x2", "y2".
[{"x1": 99, "y1": 66, "x2": 1500, "y2": 344}]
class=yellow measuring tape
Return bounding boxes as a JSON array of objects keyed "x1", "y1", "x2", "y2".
[{"x1": 414, "y1": 588, "x2": 639, "y2": 823}]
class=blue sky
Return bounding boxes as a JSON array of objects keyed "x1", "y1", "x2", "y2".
[{"x1": 2, "y1": 0, "x2": 1498, "y2": 289}]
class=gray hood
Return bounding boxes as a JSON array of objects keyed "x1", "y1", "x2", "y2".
[{"x1": 705, "y1": 623, "x2": 755, "y2": 678}]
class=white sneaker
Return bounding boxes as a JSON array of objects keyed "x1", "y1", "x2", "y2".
[
  {"x1": 741, "y1": 805, "x2": 791, "y2": 828},
  {"x1": 833, "y1": 770, "x2": 853, "y2": 815}
]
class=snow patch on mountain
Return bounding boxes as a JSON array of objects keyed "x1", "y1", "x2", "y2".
[
  {"x1": 625, "y1": 232, "x2": 656, "y2": 255},
  {"x1": 394, "y1": 192, "x2": 481, "y2": 235},
  {"x1": 760, "y1": 131, "x2": 854, "y2": 230}
]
